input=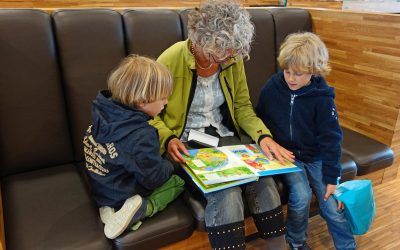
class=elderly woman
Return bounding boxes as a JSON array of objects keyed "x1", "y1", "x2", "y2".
[{"x1": 151, "y1": 0, "x2": 294, "y2": 249}]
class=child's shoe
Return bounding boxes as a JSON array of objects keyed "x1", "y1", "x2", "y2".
[
  {"x1": 99, "y1": 206, "x2": 115, "y2": 224},
  {"x1": 104, "y1": 195, "x2": 146, "y2": 239}
]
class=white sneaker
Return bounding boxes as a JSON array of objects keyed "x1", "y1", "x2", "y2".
[
  {"x1": 104, "y1": 195, "x2": 143, "y2": 239},
  {"x1": 99, "y1": 206, "x2": 115, "y2": 224}
]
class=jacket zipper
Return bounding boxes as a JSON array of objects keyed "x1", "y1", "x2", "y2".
[{"x1": 290, "y1": 94, "x2": 296, "y2": 141}]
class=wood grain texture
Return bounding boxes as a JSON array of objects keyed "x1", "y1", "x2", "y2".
[
  {"x1": 308, "y1": 8, "x2": 400, "y2": 183},
  {"x1": 0, "y1": 0, "x2": 198, "y2": 8},
  {"x1": 306, "y1": 178, "x2": 400, "y2": 250},
  {"x1": 0, "y1": 0, "x2": 280, "y2": 8},
  {"x1": 287, "y1": 0, "x2": 343, "y2": 9},
  {"x1": 394, "y1": 111, "x2": 400, "y2": 178}
]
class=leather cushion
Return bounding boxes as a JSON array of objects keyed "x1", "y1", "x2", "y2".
[
  {"x1": 2, "y1": 164, "x2": 111, "y2": 250},
  {"x1": 113, "y1": 198, "x2": 194, "y2": 250},
  {"x1": 339, "y1": 153, "x2": 357, "y2": 182},
  {"x1": 245, "y1": 9, "x2": 276, "y2": 107},
  {"x1": 342, "y1": 127, "x2": 394, "y2": 175}
]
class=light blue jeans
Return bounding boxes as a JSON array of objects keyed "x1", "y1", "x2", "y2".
[
  {"x1": 282, "y1": 160, "x2": 356, "y2": 250},
  {"x1": 204, "y1": 176, "x2": 281, "y2": 227}
]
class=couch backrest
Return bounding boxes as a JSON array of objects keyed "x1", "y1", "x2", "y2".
[
  {"x1": 269, "y1": 8, "x2": 312, "y2": 71},
  {"x1": 52, "y1": 9, "x2": 184, "y2": 162},
  {"x1": 244, "y1": 9, "x2": 276, "y2": 106},
  {"x1": 52, "y1": 9, "x2": 126, "y2": 161},
  {"x1": 123, "y1": 9, "x2": 183, "y2": 58},
  {"x1": 0, "y1": 9, "x2": 74, "y2": 176},
  {"x1": 0, "y1": 7, "x2": 311, "y2": 173}
]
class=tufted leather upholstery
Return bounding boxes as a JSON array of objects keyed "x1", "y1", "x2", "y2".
[{"x1": 0, "y1": 7, "x2": 393, "y2": 250}]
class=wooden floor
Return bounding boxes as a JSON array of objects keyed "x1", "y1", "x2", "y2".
[{"x1": 161, "y1": 177, "x2": 400, "y2": 250}]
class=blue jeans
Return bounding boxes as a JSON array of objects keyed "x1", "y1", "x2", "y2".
[
  {"x1": 204, "y1": 176, "x2": 281, "y2": 226},
  {"x1": 282, "y1": 160, "x2": 356, "y2": 250}
]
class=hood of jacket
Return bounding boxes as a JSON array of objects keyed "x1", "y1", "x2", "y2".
[{"x1": 91, "y1": 90, "x2": 151, "y2": 143}]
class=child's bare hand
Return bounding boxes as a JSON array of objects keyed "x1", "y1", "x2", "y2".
[
  {"x1": 167, "y1": 138, "x2": 189, "y2": 164},
  {"x1": 259, "y1": 137, "x2": 295, "y2": 164},
  {"x1": 337, "y1": 200, "x2": 344, "y2": 210},
  {"x1": 324, "y1": 184, "x2": 344, "y2": 210}
]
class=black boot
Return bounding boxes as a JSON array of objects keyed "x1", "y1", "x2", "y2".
[
  {"x1": 252, "y1": 205, "x2": 286, "y2": 239},
  {"x1": 206, "y1": 221, "x2": 246, "y2": 250}
]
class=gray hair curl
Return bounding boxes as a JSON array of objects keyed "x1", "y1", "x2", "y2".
[{"x1": 187, "y1": 0, "x2": 254, "y2": 60}]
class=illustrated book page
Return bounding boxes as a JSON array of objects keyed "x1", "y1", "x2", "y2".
[{"x1": 181, "y1": 144, "x2": 301, "y2": 193}]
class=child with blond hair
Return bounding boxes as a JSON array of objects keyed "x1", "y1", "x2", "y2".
[
  {"x1": 83, "y1": 55, "x2": 184, "y2": 239},
  {"x1": 256, "y1": 32, "x2": 356, "y2": 250}
]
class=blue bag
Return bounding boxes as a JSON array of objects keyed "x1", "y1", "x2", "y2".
[{"x1": 333, "y1": 179, "x2": 376, "y2": 235}]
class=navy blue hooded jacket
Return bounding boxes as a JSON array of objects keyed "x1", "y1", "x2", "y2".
[
  {"x1": 83, "y1": 90, "x2": 173, "y2": 208},
  {"x1": 256, "y1": 71, "x2": 342, "y2": 185}
]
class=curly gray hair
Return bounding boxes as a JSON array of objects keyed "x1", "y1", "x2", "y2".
[{"x1": 187, "y1": 0, "x2": 254, "y2": 60}]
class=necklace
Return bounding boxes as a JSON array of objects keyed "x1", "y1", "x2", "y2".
[{"x1": 190, "y1": 44, "x2": 213, "y2": 70}]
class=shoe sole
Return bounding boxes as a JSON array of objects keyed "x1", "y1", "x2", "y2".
[
  {"x1": 104, "y1": 195, "x2": 143, "y2": 239},
  {"x1": 99, "y1": 207, "x2": 115, "y2": 224}
]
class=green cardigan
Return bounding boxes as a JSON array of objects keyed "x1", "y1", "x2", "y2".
[{"x1": 151, "y1": 40, "x2": 271, "y2": 154}]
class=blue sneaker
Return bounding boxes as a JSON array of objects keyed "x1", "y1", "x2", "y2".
[{"x1": 104, "y1": 195, "x2": 146, "y2": 239}]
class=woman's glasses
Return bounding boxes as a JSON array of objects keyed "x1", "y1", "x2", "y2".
[{"x1": 209, "y1": 52, "x2": 237, "y2": 64}]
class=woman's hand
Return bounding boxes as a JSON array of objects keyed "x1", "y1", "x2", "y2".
[
  {"x1": 324, "y1": 184, "x2": 344, "y2": 210},
  {"x1": 259, "y1": 137, "x2": 295, "y2": 164},
  {"x1": 167, "y1": 138, "x2": 189, "y2": 164}
]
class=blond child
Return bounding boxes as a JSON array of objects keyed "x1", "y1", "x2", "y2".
[
  {"x1": 83, "y1": 55, "x2": 184, "y2": 239},
  {"x1": 256, "y1": 32, "x2": 356, "y2": 250}
]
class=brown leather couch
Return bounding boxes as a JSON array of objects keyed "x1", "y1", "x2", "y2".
[{"x1": 0, "y1": 7, "x2": 394, "y2": 250}]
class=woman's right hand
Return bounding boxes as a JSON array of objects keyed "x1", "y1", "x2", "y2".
[
  {"x1": 259, "y1": 136, "x2": 295, "y2": 164},
  {"x1": 167, "y1": 138, "x2": 189, "y2": 164}
]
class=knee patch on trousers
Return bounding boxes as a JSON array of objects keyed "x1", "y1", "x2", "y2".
[
  {"x1": 206, "y1": 221, "x2": 245, "y2": 250},
  {"x1": 253, "y1": 205, "x2": 286, "y2": 239}
]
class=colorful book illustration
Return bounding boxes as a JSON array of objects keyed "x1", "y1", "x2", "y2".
[
  {"x1": 181, "y1": 164, "x2": 258, "y2": 194},
  {"x1": 181, "y1": 144, "x2": 301, "y2": 193}
]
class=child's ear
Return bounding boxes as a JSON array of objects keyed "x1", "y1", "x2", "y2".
[{"x1": 137, "y1": 101, "x2": 146, "y2": 108}]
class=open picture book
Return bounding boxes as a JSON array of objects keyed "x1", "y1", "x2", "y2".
[{"x1": 181, "y1": 144, "x2": 301, "y2": 193}]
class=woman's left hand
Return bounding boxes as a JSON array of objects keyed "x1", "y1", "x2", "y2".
[
  {"x1": 324, "y1": 184, "x2": 344, "y2": 210},
  {"x1": 259, "y1": 137, "x2": 295, "y2": 164}
]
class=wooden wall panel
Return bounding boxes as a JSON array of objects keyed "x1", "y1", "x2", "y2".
[
  {"x1": 287, "y1": 0, "x2": 343, "y2": 9},
  {"x1": 308, "y1": 9, "x2": 400, "y2": 182},
  {"x1": 0, "y1": 0, "x2": 280, "y2": 8},
  {"x1": 0, "y1": 0, "x2": 198, "y2": 8},
  {"x1": 247, "y1": 0, "x2": 281, "y2": 6},
  {"x1": 394, "y1": 110, "x2": 400, "y2": 178}
]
